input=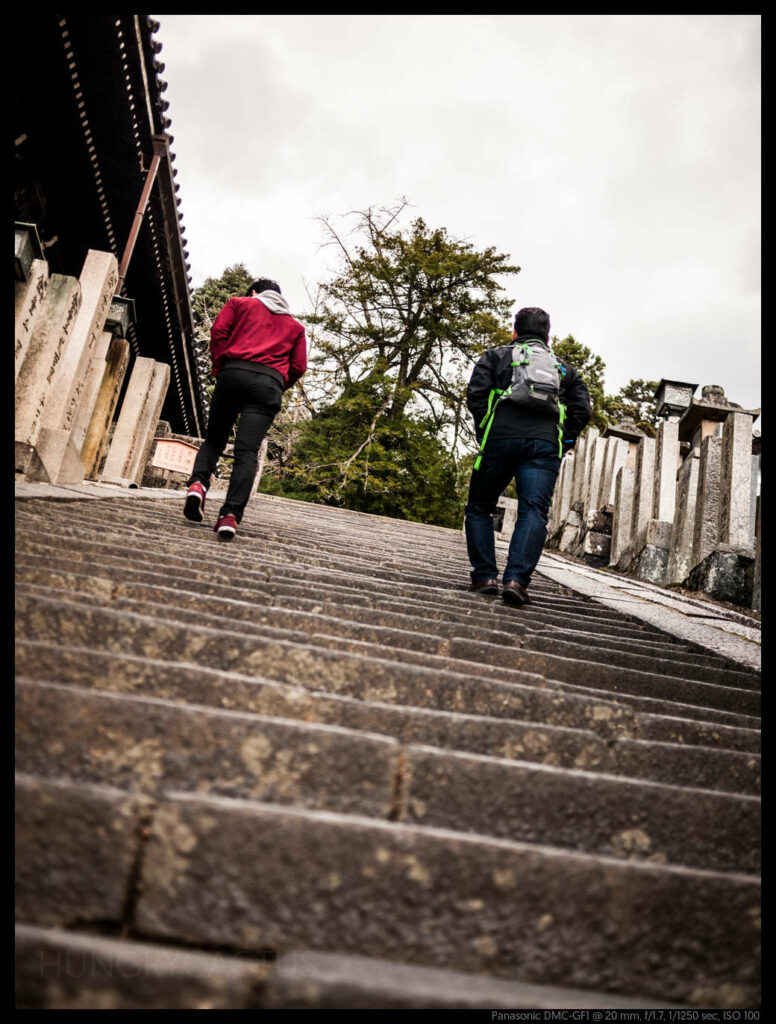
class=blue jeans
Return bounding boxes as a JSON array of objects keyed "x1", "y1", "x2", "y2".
[{"x1": 465, "y1": 437, "x2": 561, "y2": 586}]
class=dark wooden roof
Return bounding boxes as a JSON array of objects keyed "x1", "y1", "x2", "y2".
[{"x1": 14, "y1": 14, "x2": 205, "y2": 436}]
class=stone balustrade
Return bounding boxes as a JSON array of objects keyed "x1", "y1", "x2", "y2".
[
  {"x1": 545, "y1": 387, "x2": 761, "y2": 609},
  {"x1": 14, "y1": 238, "x2": 171, "y2": 490}
]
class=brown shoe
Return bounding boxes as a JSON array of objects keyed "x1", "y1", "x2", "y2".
[
  {"x1": 502, "y1": 581, "x2": 531, "y2": 606},
  {"x1": 467, "y1": 579, "x2": 499, "y2": 595}
]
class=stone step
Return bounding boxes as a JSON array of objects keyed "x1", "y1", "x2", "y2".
[
  {"x1": 15, "y1": 772, "x2": 152, "y2": 928},
  {"x1": 16, "y1": 640, "x2": 761, "y2": 794},
  {"x1": 13, "y1": 563, "x2": 516, "y2": 654},
  {"x1": 548, "y1": 676, "x2": 760, "y2": 734},
  {"x1": 21, "y1": 588, "x2": 755, "y2": 746},
  {"x1": 448, "y1": 638, "x2": 760, "y2": 719},
  {"x1": 132, "y1": 791, "x2": 762, "y2": 1007},
  {"x1": 14, "y1": 513, "x2": 690, "y2": 642},
  {"x1": 24, "y1": 550, "x2": 722, "y2": 670},
  {"x1": 629, "y1": 710, "x2": 759, "y2": 754},
  {"x1": 15, "y1": 773, "x2": 760, "y2": 1007},
  {"x1": 16, "y1": 679, "x2": 759, "y2": 873},
  {"x1": 13, "y1": 925, "x2": 686, "y2": 1010},
  {"x1": 16, "y1": 578, "x2": 760, "y2": 737},
  {"x1": 15, "y1": 640, "x2": 761, "y2": 794},
  {"x1": 15, "y1": 538, "x2": 681, "y2": 646},
  {"x1": 16, "y1": 585, "x2": 760, "y2": 738},
  {"x1": 16, "y1": 678, "x2": 400, "y2": 819},
  {"x1": 13, "y1": 590, "x2": 640, "y2": 737},
  {"x1": 538, "y1": 623, "x2": 745, "y2": 671},
  {"x1": 523, "y1": 632, "x2": 759, "y2": 691},
  {"x1": 15, "y1": 924, "x2": 271, "y2": 1010}
]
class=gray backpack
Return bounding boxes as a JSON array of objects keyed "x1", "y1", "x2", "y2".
[
  {"x1": 473, "y1": 338, "x2": 565, "y2": 469},
  {"x1": 503, "y1": 338, "x2": 561, "y2": 416}
]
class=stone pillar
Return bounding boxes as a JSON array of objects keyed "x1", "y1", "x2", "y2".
[
  {"x1": 748, "y1": 453, "x2": 760, "y2": 549},
  {"x1": 666, "y1": 451, "x2": 700, "y2": 584},
  {"x1": 15, "y1": 274, "x2": 82, "y2": 477},
  {"x1": 581, "y1": 428, "x2": 602, "y2": 514},
  {"x1": 555, "y1": 454, "x2": 575, "y2": 526},
  {"x1": 39, "y1": 250, "x2": 119, "y2": 438},
  {"x1": 652, "y1": 419, "x2": 680, "y2": 524},
  {"x1": 610, "y1": 466, "x2": 634, "y2": 566},
  {"x1": 630, "y1": 436, "x2": 656, "y2": 542},
  {"x1": 547, "y1": 457, "x2": 568, "y2": 534},
  {"x1": 717, "y1": 412, "x2": 753, "y2": 550},
  {"x1": 598, "y1": 437, "x2": 628, "y2": 509},
  {"x1": 495, "y1": 496, "x2": 518, "y2": 539},
  {"x1": 69, "y1": 330, "x2": 112, "y2": 457},
  {"x1": 80, "y1": 337, "x2": 131, "y2": 480},
  {"x1": 752, "y1": 495, "x2": 761, "y2": 613},
  {"x1": 691, "y1": 435, "x2": 722, "y2": 570},
  {"x1": 569, "y1": 434, "x2": 588, "y2": 506},
  {"x1": 15, "y1": 258, "x2": 49, "y2": 382},
  {"x1": 101, "y1": 358, "x2": 171, "y2": 487}
]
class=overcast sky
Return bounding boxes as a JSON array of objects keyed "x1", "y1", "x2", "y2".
[{"x1": 154, "y1": 14, "x2": 761, "y2": 415}]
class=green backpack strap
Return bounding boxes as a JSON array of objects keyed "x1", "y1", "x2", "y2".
[
  {"x1": 473, "y1": 387, "x2": 507, "y2": 469},
  {"x1": 557, "y1": 401, "x2": 567, "y2": 458}
]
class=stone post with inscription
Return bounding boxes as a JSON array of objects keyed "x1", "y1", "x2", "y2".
[
  {"x1": 32, "y1": 250, "x2": 119, "y2": 483},
  {"x1": 101, "y1": 358, "x2": 171, "y2": 487},
  {"x1": 15, "y1": 274, "x2": 82, "y2": 481}
]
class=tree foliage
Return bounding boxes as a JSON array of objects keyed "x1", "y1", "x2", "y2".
[
  {"x1": 309, "y1": 199, "x2": 519, "y2": 447},
  {"x1": 192, "y1": 263, "x2": 253, "y2": 337},
  {"x1": 603, "y1": 378, "x2": 659, "y2": 437},
  {"x1": 263, "y1": 201, "x2": 520, "y2": 524},
  {"x1": 192, "y1": 211, "x2": 663, "y2": 526},
  {"x1": 550, "y1": 334, "x2": 608, "y2": 431}
]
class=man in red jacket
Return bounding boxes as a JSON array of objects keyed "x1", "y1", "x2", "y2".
[{"x1": 183, "y1": 277, "x2": 307, "y2": 540}]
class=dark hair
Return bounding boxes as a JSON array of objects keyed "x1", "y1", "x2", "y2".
[
  {"x1": 246, "y1": 278, "x2": 281, "y2": 296},
  {"x1": 514, "y1": 306, "x2": 550, "y2": 339}
]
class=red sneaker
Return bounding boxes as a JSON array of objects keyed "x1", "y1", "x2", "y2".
[
  {"x1": 214, "y1": 513, "x2": 237, "y2": 542},
  {"x1": 183, "y1": 481, "x2": 207, "y2": 523}
]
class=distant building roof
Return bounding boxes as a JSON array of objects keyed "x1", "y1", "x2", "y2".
[{"x1": 14, "y1": 14, "x2": 205, "y2": 436}]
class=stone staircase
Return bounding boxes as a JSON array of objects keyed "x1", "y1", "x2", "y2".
[{"x1": 15, "y1": 491, "x2": 761, "y2": 1009}]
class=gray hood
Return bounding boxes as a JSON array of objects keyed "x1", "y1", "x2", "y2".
[{"x1": 255, "y1": 290, "x2": 292, "y2": 316}]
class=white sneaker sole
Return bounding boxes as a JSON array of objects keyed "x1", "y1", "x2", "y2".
[{"x1": 217, "y1": 526, "x2": 236, "y2": 542}]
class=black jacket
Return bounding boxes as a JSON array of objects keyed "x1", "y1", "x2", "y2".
[{"x1": 467, "y1": 335, "x2": 592, "y2": 450}]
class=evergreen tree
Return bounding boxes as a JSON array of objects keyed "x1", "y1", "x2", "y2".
[
  {"x1": 604, "y1": 378, "x2": 660, "y2": 437},
  {"x1": 550, "y1": 334, "x2": 609, "y2": 432},
  {"x1": 264, "y1": 200, "x2": 520, "y2": 525}
]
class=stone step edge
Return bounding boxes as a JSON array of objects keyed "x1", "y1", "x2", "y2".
[
  {"x1": 14, "y1": 924, "x2": 690, "y2": 1010},
  {"x1": 14, "y1": 776, "x2": 762, "y2": 1005},
  {"x1": 15, "y1": 672, "x2": 762, "y2": 801},
  {"x1": 16, "y1": 678, "x2": 761, "y2": 874},
  {"x1": 21, "y1": 557, "x2": 743, "y2": 671},
  {"x1": 15, "y1": 545, "x2": 675, "y2": 645},
  {"x1": 19, "y1": 677, "x2": 761, "y2": 811},
  {"x1": 15, "y1": 596, "x2": 760, "y2": 742},
  {"x1": 16, "y1": 581, "x2": 759, "y2": 722}
]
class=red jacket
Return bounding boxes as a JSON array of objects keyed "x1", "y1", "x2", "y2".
[{"x1": 210, "y1": 294, "x2": 307, "y2": 388}]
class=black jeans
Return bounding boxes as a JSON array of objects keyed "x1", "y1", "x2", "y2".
[
  {"x1": 187, "y1": 365, "x2": 283, "y2": 522},
  {"x1": 464, "y1": 437, "x2": 561, "y2": 587}
]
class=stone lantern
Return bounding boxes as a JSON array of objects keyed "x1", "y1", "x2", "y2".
[
  {"x1": 104, "y1": 296, "x2": 137, "y2": 339},
  {"x1": 14, "y1": 222, "x2": 43, "y2": 282},
  {"x1": 653, "y1": 379, "x2": 698, "y2": 421},
  {"x1": 678, "y1": 385, "x2": 760, "y2": 452},
  {"x1": 601, "y1": 418, "x2": 647, "y2": 470}
]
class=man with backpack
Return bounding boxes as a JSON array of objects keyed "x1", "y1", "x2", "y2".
[{"x1": 464, "y1": 306, "x2": 591, "y2": 606}]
